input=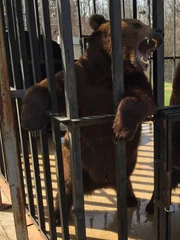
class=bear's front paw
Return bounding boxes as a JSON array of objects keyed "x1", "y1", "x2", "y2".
[
  {"x1": 113, "y1": 117, "x2": 138, "y2": 142},
  {"x1": 146, "y1": 201, "x2": 154, "y2": 215},
  {"x1": 54, "y1": 208, "x2": 61, "y2": 226},
  {"x1": 127, "y1": 195, "x2": 138, "y2": 207},
  {"x1": 21, "y1": 85, "x2": 51, "y2": 131}
]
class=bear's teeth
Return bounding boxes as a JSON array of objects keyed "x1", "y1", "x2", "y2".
[
  {"x1": 140, "y1": 57, "x2": 149, "y2": 64},
  {"x1": 152, "y1": 38, "x2": 158, "y2": 48},
  {"x1": 147, "y1": 39, "x2": 150, "y2": 44}
]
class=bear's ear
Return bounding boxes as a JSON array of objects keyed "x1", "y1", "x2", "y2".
[{"x1": 89, "y1": 14, "x2": 108, "y2": 30}]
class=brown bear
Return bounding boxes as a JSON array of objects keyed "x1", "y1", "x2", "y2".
[
  {"x1": 21, "y1": 14, "x2": 163, "y2": 223},
  {"x1": 146, "y1": 62, "x2": 180, "y2": 214}
]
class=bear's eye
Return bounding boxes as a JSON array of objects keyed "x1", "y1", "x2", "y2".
[{"x1": 133, "y1": 23, "x2": 142, "y2": 28}]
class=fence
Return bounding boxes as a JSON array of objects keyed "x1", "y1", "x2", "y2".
[{"x1": 0, "y1": 0, "x2": 179, "y2": 240}]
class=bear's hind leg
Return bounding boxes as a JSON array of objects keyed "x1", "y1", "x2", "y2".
[
  {"x1": 54, "y1": 184, "x2": 73, "y2": 225},
  {"x1": 127, "y1": 179, "x2": 138, "y2": 207},
  {"x1": 146, "y1": 171, "x2": 180, "y2": 215},
  {"x1": 54, "y1": 168, "x2": 100, "y2": 225},
  {"x1": 146, "y1": 191, "x2": 154, "y2": 214}
]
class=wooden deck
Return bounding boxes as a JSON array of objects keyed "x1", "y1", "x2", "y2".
[{"x1": 20, "y1": 123, "x2": 180, "y2": 240}]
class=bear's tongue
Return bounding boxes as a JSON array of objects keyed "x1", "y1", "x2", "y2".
[
  {"x1": 137, "y1": 50, "x2": 150, "y2": 71},
  {"x1": 137, "y1": 38, "x2": 157, "y2": 71}
]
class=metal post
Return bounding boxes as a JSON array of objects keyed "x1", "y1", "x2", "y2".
[
  {"x1": 109, "y1": 1, "x2": 127, "y2": 240},
  {"x1": 148, "y1": 0, "x2": 152, "y2": 85},
  {"x1": 13, "y1": 0, "x2": 30, "y2": 89},
  {"x1": 0, "y1": 3, "x2": 28, "y2": 239},
  {"x1": 40, "y1": 0, "x2": 70, "y2": 238},
  {"x1": 154, "y1": 112, "x2": 166, "y2": 240},
  {"x1": 39, "y1": 130, "x2": 57, "y2": 240},
  {"x1": 154, "y1": 108, "x2": 180, "y2": 240},
  {"x1": 11, "y1": 0, "x2": 35, "y2": 217},
  {"x1": 24, "y1": 0, "x2": 41, "y2": 83},
  {"x1": 122, "y1": 0, "x2": 125, "y2": 18},
  {"x1": 173, "y1": 0, "x2": 176, "y2": 71},
  {"x1": 166, "y1": 115, "x2": 172, "y2": 240},
  {"x1": 77, "y1": 0, "x2": 84, "y2": 55},
  {"x1": 93, "y1": 0, "x2": 96, "y2": 13},
  {"x1": 133, "y1": 0, "x2": 137, "y2": 19},
  {"x1": 57, "y1": 0, "x2": 86, "y2": 239},
  {"x1": 0, "y1": 189, "x2": 2, "y2": 206},
  {"x1": 152, "y1": 2, "x2": 165, "y2": 238},
  {"x1": 152, "y1": 0, "x2": 164, "y2": 107},
  {"x1": 0, "y1": 129, "x2": 7, "y2": 179},
  {"x1": 28, "y1": 135, "x2": 45, "y2": 231}
]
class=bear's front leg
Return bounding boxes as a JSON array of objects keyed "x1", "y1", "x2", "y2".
[
  {"x1": 113, "y1": 91, "x2": 156, "y2": 141},
  {"x1": 21, "y1": 72, "x2": 65, "y2": 131},
  {"x1": 127, "y1": 179, "x2": 138, "y2": 207},
  {"x1": 146, "y1": 191, "x2": 155, "y2": 214},
  {"x1": 21, "y1": 85, "x2": 51, "y2": 131}
]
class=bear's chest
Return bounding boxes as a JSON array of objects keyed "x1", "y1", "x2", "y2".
[{"x1": 79, "y1": 83, "x2": 113, "y2": 117}]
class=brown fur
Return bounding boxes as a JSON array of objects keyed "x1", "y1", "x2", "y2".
[
  {"x1": 146, "y1": 62, "x2": 180, "y2": 214},
  {"x1": 21, "y1": 14, "x2": 163, "y2": 222}
]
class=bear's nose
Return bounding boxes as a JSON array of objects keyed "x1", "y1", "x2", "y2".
[
  {"x1": 155, "y1": 28, "x2": 164, "y2": 37},
  {"x1": 155, "y1": 28, "x2": 163, "y2": 33}
]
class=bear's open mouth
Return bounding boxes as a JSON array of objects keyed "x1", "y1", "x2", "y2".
[{"x1": 137, "y1": 38, "x2": 158, "y2": 71}]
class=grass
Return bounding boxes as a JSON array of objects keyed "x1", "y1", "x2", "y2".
[{"x1": 164, "y1": 81, "x2": 172, "y2": 106}]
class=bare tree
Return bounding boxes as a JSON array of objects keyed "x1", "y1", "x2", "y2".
[{"x1": 20, "y1": 0, "x2": 180, "y2": 83}]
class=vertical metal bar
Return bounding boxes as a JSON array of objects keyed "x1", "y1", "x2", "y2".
[
  {"x1": 29, "y1": 134, "x2": 45, "y2": 231},
  {"x1": 166, "y1": 116, "x2": 172, "y2": 240},
  {"x1": 39, "y1": 0, "x2": 58, "y2": 112},
  {"x1": 77, "y1": 0, "x2": 83, "y2": 55},
  {"x1": 12, "y1": 98, "x2": 27, "y2": 205},
  {"x1": 3, "y1": 0, "x2": 22, "y2": 89},
  {"x1": 9, "y1": 0, "x2": 17, "y2": 40},
  {"x1": 12, "y1": 0, "x2": 35, "y2": 216},
  {"x1": 21, "y1": 130, "x2": 35, "y2": 216},
  {"x1": 5, "y1": 0, "x2": 27, "y2": 206},
  {"x1": 152, "y1": 0, "x2": 164, "y2": 107},
  {"x1": 52, "y1": 120, "x2": 70, "y2": 240},
  {"x1": 109, "y1": 1, "x2": 127, "y2": 240},
  {"x1": 5, "y1": 0, "x2": 35, "y2": 216},
  {"x1": 173, "y1": 0, "x2": 176, "y2": 71},
  {"x1": 33, "y1": 0, "x2": 44, "y2": 64},
  {"x1": 0, "y1": 140, "x2": 5, "y2": 176},
  {"x1": 4, "y1": 0, "x2": 26, "y2": 197},
  {"x1": 0, "y1": 188, "x2": 2, "y2": 205},
  {"x1": 40, "y1": 130, "x2": 57, "y2": 240},
  {"x1": 23, "y1": 2, "x2": 45, "y2": 228},
  {"x1": 24, "y1": 0, "x2": 41, "y2": 83},
  {"x1": 0, "y1": 0, "x2": 12, "y2": 88},
  {"x1": 40, "y1": 0, "x2": 69, "y2": 238},
  {"x1": 158, "y1": 117, "x2": 168, "y2": 240},
  {"x1": 133, "y1": 0, "x2": 137, "y2": 19},
  {"x1": 33, "y1": 0, "x2": 41, "y2": 39},
  {"x1": 148, "y1": 0, "x2": 152, "y2": 27},
  {"x1": 11, "y1": 0, "x2": 34, "y2": 211},
  {"x1": 57, "y1": 0, "x2": 86, "y2": 239},
  {"x1": 0, "y1": 129, "x2": 6, "y2": 178},
  {"x1": 13, "y1": 0, "x2": 30, "y2": 88},
  {"x1": 155, "y1": 111, "x2": 172, "y2": 240},
  {"x1": 92, "y1": 0, "x2": 96, "y2": 13},
  {"x1": 153, "y1": 4, "x2": 165, "y2": 236},
  {"x1": 0, "y1": 3, "x2": 28, "y2": 239},
  {"x1": 148, "y1": 0, "x2": 152, "y2": 85},
  {"x1": 154, "y1": 113, "x2": 161, "y2": 240},
  {"x1": 122, "y1": 0, "x2": 125, "y2": 18}
]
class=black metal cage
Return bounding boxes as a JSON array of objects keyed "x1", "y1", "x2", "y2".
[{"x1": 0, "y1": 0, "x2": 180, "y2": 240}]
